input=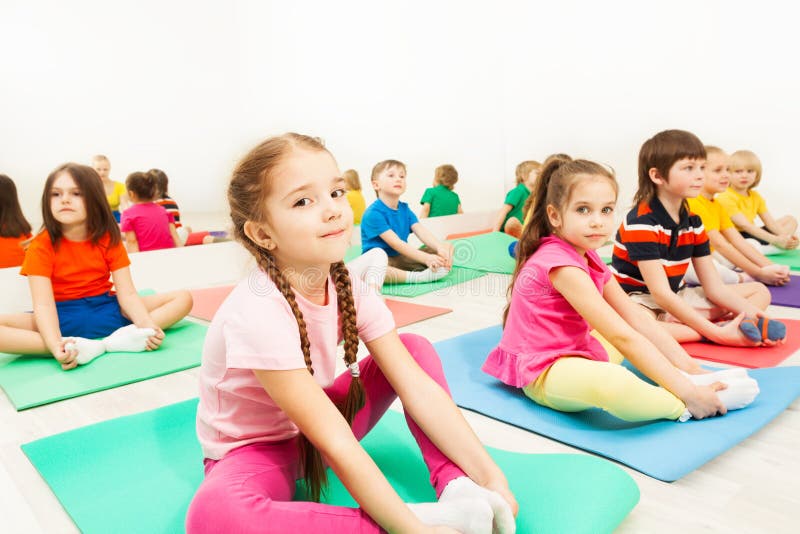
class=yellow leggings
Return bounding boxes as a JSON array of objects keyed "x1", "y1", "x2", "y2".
[{"x1": 522, "y1": 334, "x2": 686, "y2": 422}]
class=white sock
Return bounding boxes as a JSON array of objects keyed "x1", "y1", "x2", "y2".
[
  {"x1": 407, "y1": 499, "x2": 493, "y2": 534},
  {"x1": 715, "y1": 377, "x2": 760, "y2": 410},
  {"x1": 440, "y1": 476, "x2": 516, "y2": 534},
  {"x1": 346, "y1": 248, "x2": 388, "y2": 289},
  {"x1": 103, "y1": 325, "x2": 156, "y2": 353},
  {"x1": 64, "y1": 338, "x2": 107, "y2": 365},
  {"x1": 680, "y1": 368, "x2": 750, "y2": 386},
  {"x1": 405, "y1": 267, "x2": 450, "y2": 284}
]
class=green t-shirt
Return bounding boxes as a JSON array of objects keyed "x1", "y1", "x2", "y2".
[
  {"x1": 502, "y1": 183, "x2": 531, "y2": 229},
  {"x1": 420, "y1": 184, "x2": 461, "y2": 217}
]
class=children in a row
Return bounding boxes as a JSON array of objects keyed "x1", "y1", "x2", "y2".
[
  {"x1": 685, "y1": 146, "x2": 790, "y2": 286},
  {"x1": 485, "y1": 153, "x2": 760, "y2": 425},
  {"x1": 0, "y1": 163, "x2": 192, "y2": 369},
  {"x1": 187, "y1": 133, "x2": 517, "y2": 534}
]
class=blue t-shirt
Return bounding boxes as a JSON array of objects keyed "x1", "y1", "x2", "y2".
[{"x1": 361, "y1": 198, "x2": 419, "y2": 256}]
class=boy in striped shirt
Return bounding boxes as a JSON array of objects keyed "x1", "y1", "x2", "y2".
[{"x1": 611, "y1": 130, "x2": 783, "y2": 346}]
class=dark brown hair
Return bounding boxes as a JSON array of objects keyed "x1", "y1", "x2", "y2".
[
  {"x1": 228, "y1": 133, "x2": 363, "y2": 502},
  {"x1": 0, "y1": 175, "x2": 32, "y2": 238},
  {"x1": 504, "y1": 156, "x2": 617, "y2": 325},
  {"x1": 125, "y1": 171, "x2": 158, "y2": 202},
  {"x1": 634, "y1": 129, "x2": 705, "y2": 206},
  {"x1": 148, "y1": 168, "x2": 169, "y2": 198},
  {"x1": 434, "y1": 164, "x2": 458, "y2": 189},
  {"x1": 42, "y1": 164, "x2": 121, "y2": 247}
]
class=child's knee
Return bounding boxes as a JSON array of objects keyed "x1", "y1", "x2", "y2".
[
  {"x1": 176, "y1": 290, "x2": 193, "y2": 313},
  {"x1": 398, "y1": 333, "x2": 442, "y2": 371}
]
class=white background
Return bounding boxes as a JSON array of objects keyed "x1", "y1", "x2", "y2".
[{"x1": 2, "y1": 0, "x2": 797, "y2": 227}]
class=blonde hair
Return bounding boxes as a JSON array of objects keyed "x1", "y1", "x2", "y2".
[
  {"x1": 505, "y1": 156, "x2": 617, "y2": 326},
  {"x1": 228, "y1": 133, "x2": 364, "y2": 502},
  {"x1": 434, "y1": 164, "x2": 458, "y2": 189},
  {"x1": 704, "y1": 145, "x2": 725, "y2": 158},
  {"x1": 342, "y1": 169, "x2": 361, "y2": 191},
  {"x1": 515, "y1": 160, "x2": 541, "y2": 185},
  {"x1": 729, "y1": 150, "x2": 762, "y2": 189},
  {"x1": 92, "y1": 154, "x2": 109, "y2": 164}
]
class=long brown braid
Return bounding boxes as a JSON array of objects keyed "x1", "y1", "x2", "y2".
[{"x1": 228, "y1": 133, "x2": 364, "y2": 502}]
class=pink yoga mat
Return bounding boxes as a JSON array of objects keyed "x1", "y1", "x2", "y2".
[
  {"x1": 768, "y1": 275, "x2": 800, "y2": 308},
  {"x1": 189, "y1": 286, "x2": 451, "y2": 327},
  {"x1": 681, "y1": 319, "x2": 800, "y2": 368}
]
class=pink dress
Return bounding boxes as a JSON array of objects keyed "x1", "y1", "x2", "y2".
[{"x1": 482, "y1": 235, "x2": 612, "y2": 387}]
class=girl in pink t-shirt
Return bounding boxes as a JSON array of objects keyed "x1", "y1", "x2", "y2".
[
  {"x1": 120, "y1": 171, "x2": 182, "y2": 252},
  {"x1": 186, "y1": 133, "x2": 517, "y2": 534},
  {"x1": 483, "y1": 156, "x2": 759, "y2": 423}
]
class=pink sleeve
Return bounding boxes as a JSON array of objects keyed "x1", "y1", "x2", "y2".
[
  {"x1": 352, "y1": 276, "x2": 395, "y2": 342},
  {"x1": 167, "y1": 212, "x2": 175, "y2": 224},
  {"x1": 223, "y1": 294, "x2": 308, "y2": 371},
  {"x1": 119, "y1": 209, "x2": 132, "y2": 232}
]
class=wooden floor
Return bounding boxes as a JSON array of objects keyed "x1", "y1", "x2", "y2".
[{"x1": 2, "y1": 229, "x2": 799, "y2": 533}]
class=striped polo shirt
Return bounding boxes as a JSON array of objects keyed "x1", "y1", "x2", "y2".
[{"x1": 611, "y1": 197, "x2": 710, "y2": 294}]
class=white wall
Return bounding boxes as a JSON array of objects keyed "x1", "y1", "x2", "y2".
[{"x1": 1, "y1": 0, "x2": 798, "y2": 227}]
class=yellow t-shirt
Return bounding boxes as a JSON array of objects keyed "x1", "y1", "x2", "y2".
[
  {"x1": 106, "y1": 181, "x2": 127, "y2": 212},
  {"x1": 346, "y1": 189, "x2": 366, "y2": 225},
  {"x1": 715, "y1": 188, "x2": 767, "y2": 225},
  {"x1": 687, "y1": 195, "x2": 734, "y2": 252}
]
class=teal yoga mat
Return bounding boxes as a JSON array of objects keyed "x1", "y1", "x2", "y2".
[
  {"x1": 767, "y1": 248, "x2": 800, "y2": 270},
  {"x1": 0, "y1": 320, "x2": 207, "y2": 410},
  {"x1": 382, "y1": 266, "x2": 487, "y2": 297},
  {"x1": 22, "y1": 399, "x2": 639, "y2": 534},
  {"x1": 451, "y1": 231, "x2": 518, "y2": 274},
  {"x1": 434, "y1": 325, "x2": 800, "y2": 481}
]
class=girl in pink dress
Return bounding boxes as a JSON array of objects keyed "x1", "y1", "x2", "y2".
[{"x1": 483, "y1": 156, "x2": 759, "y2": 423}]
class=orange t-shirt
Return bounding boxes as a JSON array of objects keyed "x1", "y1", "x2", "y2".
[
  {"x1": 20, "y1": 231, "x2": 130, "y2": 302},
  {"x1": 0, "y1": 234, "x2": 31, "y2": 268}
]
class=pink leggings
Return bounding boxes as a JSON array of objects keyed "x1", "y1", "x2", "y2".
[{"x1": 185, "y1": 333, "x2": 465, "y2": 533}]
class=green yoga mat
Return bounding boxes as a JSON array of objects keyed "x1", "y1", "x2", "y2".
[
  {"x1": 452, "y1": 231, "x2": 518, "y2": 274},
  {"x1": 383, "y1": 266, "x2": 487, "y2": 297},
  {"x1": 767, "y1": 248, "x2": 800, "y2": 270},
  {"x1": 22, "y1": 399, "x2": 639, "y2": 534},
  {"x1": 0, "y1": 320, "x2": 207, "y2": 410}
]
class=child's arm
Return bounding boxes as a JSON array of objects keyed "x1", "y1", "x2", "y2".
[
  {"x1": 28, "y1": 276, "x2": 79, "y2": 369},
  {"x1": 419, "y1": 203, "x2": 431, "y2": 218},
  {"x1": 253, "y1": 367, "x2": 437, "y2": 533},
  {"x1": 411, "y1": 222, "x2": 454, "y2": 268},
  {"x1": 711, "y1": 229, "x2": 788, "y2": 285},
  {"x1": 378, "y1": 229, "x2": 446, "y2": 269},
  {"x1": 169, "y1": 224, "x2": 183, "y2": 247},
  {"x1": 365, "y1": 331, "x2": 518, "y2": 511},
  {"x1": 491, "y1": 205, "x2": 513, "y2": 232},
  {"x1": 729, "y1": 212, "x2": 792, "y2": 248},
  {"x1": 638, "y1": 259, "x2": 756, "y2": 346},
  {"x1": 551, "y1": 266, "x2": 725, "y2": 418},
  {"x1": 124, "y1": 231, "x2": 140, "y2": 253},
  {"x1": 457, "y1": 204, "x2": 463, "y2": 214},
  {"x1": 111, "y1": 267, "x2": 164, "y2": 349}
]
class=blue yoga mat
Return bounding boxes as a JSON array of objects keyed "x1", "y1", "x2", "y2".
[{"x1": 434, "y1": 325, "x2": 800, "y2": 482}]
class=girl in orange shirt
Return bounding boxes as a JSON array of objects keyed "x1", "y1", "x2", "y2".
[
  {"x1": 0, "y1": 174, "x2": 32, "y2": 268},
  {"x1": 0, "y1": 163, "x2": 192, "y2": 370}
]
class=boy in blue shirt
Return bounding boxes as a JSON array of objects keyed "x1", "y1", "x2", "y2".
[{"x1": 361, "y1": 159, "x2": 454, "y2": 284}]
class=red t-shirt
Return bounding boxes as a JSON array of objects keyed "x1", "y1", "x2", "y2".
[
  {"x1": 20, "y1": 231, "x2": 130, "y2": 301},
  {"x1": 0, "y1": 234, "x2": 31, "y2": 268}
]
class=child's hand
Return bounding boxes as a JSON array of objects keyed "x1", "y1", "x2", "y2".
[
  {"x1": 773, "y1": 234, "x2": 794, "y2": 249},
  {"x1": 424, "y1": 253, "x2": 446, "y2": 270},
  {"x1": 712, "y1": 313, "x2": 761, "y2": 347},
  {"x1": 144, "y1": 328, "x2": 165, "y2": 351},
  {"x1": 55, "y1": 339, "x2": 79, "y2": 370},
  {"x1": 757, "y1": 264, "x2": 790, "y2": 286},
  {"x1": 685, "y1": 383, "x2": 727, "y2": 419},
  {"x1": 438, "y1": 243, "x2": 454, "y2": 269},
  {"x1": 786, "y1": 235, "x2": 800, "y2": 249}
]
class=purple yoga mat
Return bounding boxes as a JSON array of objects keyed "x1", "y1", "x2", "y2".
[{"x1": 768, "y1": 275, "x2": 800, "y2": 308}]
